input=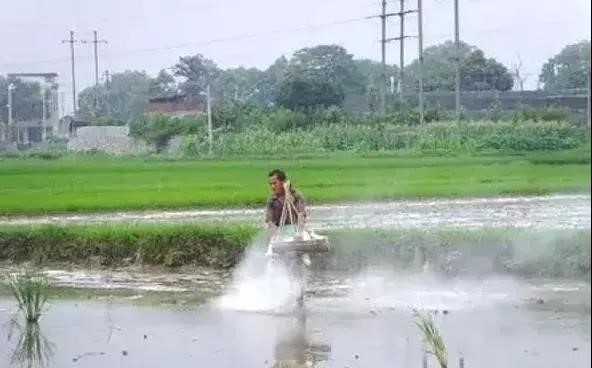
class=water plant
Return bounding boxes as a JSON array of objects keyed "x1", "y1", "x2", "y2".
[
  {"x1": 414, "y1": 310, "x2": 448, "y2": 368},
  {"x1": 7, "y1": 269, "x2": 50, "y2": 323}
]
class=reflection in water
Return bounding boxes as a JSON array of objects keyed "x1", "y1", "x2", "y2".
[
  {"x1": 272, "y1": 312, "x2": 331, "y2": 368},
  {"x1": 7, "y1": 319, "x2": 54, "y2": 368}
]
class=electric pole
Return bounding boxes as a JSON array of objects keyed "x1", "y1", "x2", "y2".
[
  {"x1": 454, "y1": 0, "x2": 461, "y2": 120},
  {"x1": 587, "y1": 64, "x2": 590, "y2": 129},
  {"x1": 381, "y1": 0, "x2": 387, "y2": 115},
  {"x1": 399, "y1": 0, "x2": 405, "y2": 103},
  {"x1": 83, "y1": 30, "x2": 108, "y2": 86},
  {"x1": 62, "y1": 30, "x2": 80, "y2": 115},
  {"x1": 418, "y1": 0, "x2": 424, "y2": 125},
  {"x1": 372, "y1": 1, "x2": 417, "y2": 114},
  {"x1": 7, "y1": 83, "x2": 15, "y2": 142}
]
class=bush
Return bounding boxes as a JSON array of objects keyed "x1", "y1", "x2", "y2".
[{"x1": 130, "y1": 114, "x2": 206, "y2": 152}]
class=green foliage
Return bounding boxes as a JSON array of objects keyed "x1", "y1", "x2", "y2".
[
  {"x1": 7, "y1": 270, "x2": 49, "y2": 323},
  {"x1": 539, "y1": 41, "x2": 591, "y2": 91},
  {"x1": 0, "y1": 152, "x2": 589, "y2": 215},
  {"x1": 1, "y1": 225, "x2": 589, "y2": 278},
  {"x1": 0, "y1": 77, "x2": 50, "y2": 122},
  {"x1": 173, "y1": 54, "x2": 220, "y2": 98},
  {"x1": 414, "y1": 310, "x2": 448, "y2": 368},
  {"x1": 276, "y1": 45, "x2": 362, "y2": 109},
  {"x1": 129, "y1": 113, "x2": 205, "y2": 152},
  {"x1": 78, "y1": 71, "x2": 153, "y2": 122},
  {"x1": 180, "y1": 120, "x2": 587, "y2": 156},
  {"x1": 403, "y1": 41, "x2": 514, "y2": 92},
  {"x1": 0, "y1": 223, "x2": 257, "y2": 269}
]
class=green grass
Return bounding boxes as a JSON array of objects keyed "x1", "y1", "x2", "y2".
[
  {"x1": 1, "y1": 223, "x2": 589, "y2": 278},
  {"x1": 6, "y1": 270, "x2": 49, "y2": 323},
  {"x1": 0, "y1": 150, "x2": 589, "y2": 215},
  {"x1": 414, "y1": 310, "x2": 448, "y2": 368}
]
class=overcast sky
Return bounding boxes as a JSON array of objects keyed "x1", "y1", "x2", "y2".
[{"x1": 1, "y1": 0, "x2": 590, "y2": 114}]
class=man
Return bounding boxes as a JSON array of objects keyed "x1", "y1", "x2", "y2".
[
  {"x1": 265, "y1": 169, "x2": 311, "y2": 307},
  {"x1": 265, "y1": 169, "x2": 307, "y2": 236}
]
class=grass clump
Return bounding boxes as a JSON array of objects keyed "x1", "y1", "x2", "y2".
[
  {"x1": 414, "y1": 310, "x2": 448, "y2": 368},
  {"x1": 7, "y1": 269, "x2": 49, "y2": 323}
]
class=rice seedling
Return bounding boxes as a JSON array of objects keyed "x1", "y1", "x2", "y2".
[
  {"x1": 414, "y1": 310, "x2": 448, "y2": 368},
  {"x1": 7, "y1": 269, "x2": 50, "y2": 323},
  {"x1": 1, "y1": 149, "x2": 589, "y2": 215}
]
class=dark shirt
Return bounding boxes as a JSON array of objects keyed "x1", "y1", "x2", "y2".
[{"x1": 266, "y1": 190, "x2": 306, "y2": 227}]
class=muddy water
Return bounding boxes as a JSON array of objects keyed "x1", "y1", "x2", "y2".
[
  {"x1": 1, "y1": 194, "x2": 590, "y2": 229},
  {"x1": 1, "y1": 274, "x2": 590, "y2": 368}
]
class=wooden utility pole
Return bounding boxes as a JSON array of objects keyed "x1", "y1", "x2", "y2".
[
  {"x1": 381, "y1": 0, "x2": 387, "y2": 115},
  {"x1": 62, "y1": 30, "x2": 80, "y2": 115},
  {"x1": 454, "y1": 0, "x2": 461, "y2": 120},
  {"x1": 418, "y1": 0, "x2": 424, "y2": 124}
]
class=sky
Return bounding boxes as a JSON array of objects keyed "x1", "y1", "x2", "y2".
[{"x1": 1, "y1": 0, "x2": 590, "y2": 115}]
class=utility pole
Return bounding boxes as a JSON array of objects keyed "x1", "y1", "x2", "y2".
[
  {"x1": 62, "y1": 30, "x2": 80, "y2": 115},
  {"x1": 381, "y1": 0, "x2": 387, "y2": 115},
  {"x1": 587, "y1": 64, "x2": 591, "y2": 129},
  {"x1": 206, "y1": 84, "x2": 213, "y2": 155},
  {"x1": 371, "y1": 1, "x2": 417, "y2": 114},
  {"x1": 41, "y1": 87, "x2": 47, "y2": 141},
  {"x1": 454, "y1": 0, "x2": 461, "y2": 120},
  {"x1": 83, "y1": 30, "x2": 108, "y2": 86},
  {"x1": 7, "y1": 83, "x2": 15, "y2": 143},
  {"x1": 398, "y1": 0, "x2": 405, "y2": 103},
  {"x1": 418, "y1": 0, "x2": 424, "y2": 124}
]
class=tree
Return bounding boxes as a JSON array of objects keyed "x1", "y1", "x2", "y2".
[
  {"x1": 0, "y1": 76, "x2": 47, "y2": 123},
  {"x1": 510, "y1": 55, "x2": 528, "y2": 92},
  {"x1": 404, "y1": 41, "x2": 513, "y2": 92},
  {"x1": 214, "y1": 67, "x2": 266, "y2": 104},
  {"x1": 259, "y1": 56, "x2": 289, "y2": 105},
  {"x1": 173, "y1": 54, "x2": 220, "y2": 98},
  {"x1": 276, "y1": 45, "x2": 362, "y2": 109},
  {"x1": 78, "y1": 70, "x2": 152, "y2": 122},
  {"x1": 149, "y1": 69, "x2": 177, "y2": 98},
  {"x1": 276, "y1": 76, "x2": 344, "y2": 110},
  {"x1": 539, "y1": 40, "x2": 591, "y2": 91}
]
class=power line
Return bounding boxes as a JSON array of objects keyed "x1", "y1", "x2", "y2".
[{"x1": 2, "y1": 16, "x2": 369, "y2": 69}]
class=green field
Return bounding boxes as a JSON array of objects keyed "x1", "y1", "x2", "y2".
[{"x1": 0, "y1": 150, "x2": 589, "y2": 215}]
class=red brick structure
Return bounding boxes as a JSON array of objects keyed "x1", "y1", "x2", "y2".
[{"x1": 144, "y1": 94, "x2": 206, "y2": 116}]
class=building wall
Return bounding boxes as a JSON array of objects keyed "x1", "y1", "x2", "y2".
[{"x1": 67, "y1": 126, "x2": 150, "y2": 155}]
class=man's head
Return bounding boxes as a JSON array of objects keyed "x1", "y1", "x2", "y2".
[{"x1": 268, "y1": 169, "x2": 287, "y2": 196}]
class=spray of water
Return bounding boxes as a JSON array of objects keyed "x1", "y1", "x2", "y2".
[{"x1": 215, "y1": 232, "x2": 303, "y2": 313}]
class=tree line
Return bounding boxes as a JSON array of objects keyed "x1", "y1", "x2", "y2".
[{"x1": 1, "y1": 40, "x2": 589, "y2": 124}]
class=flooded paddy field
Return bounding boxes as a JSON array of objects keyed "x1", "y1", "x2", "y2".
[
  {"x1": 1, "y1": 193, "x2": 590, "y2": 367},
  {"x1": 1, "y1": 194, "x2": 590, "y2": 230},
  {"x1": 0, "y1": 272, "x2": 590, "y2": 368}
]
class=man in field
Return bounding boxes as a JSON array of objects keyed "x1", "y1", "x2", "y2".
[{"x1": 265, "y1": 169, "x2": 307, "y2": 239}]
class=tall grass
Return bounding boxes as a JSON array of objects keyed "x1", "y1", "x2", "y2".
[
  {"x1": 1, "y1": 224, "x2": 589, "y2": 278},
  {"x1": 182, "y1": 120, "x2": 588, "y2": 157},
  {"x1": 7, "y1": 270, "x2": 49, "y2": 323},
  {"x1": 414, "y1": 310, "x2": 448, "y2": 368}
]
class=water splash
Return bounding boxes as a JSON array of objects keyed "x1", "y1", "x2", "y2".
[{"x1": 215, "y1": 234, "x2": 303, "y2": 313}]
